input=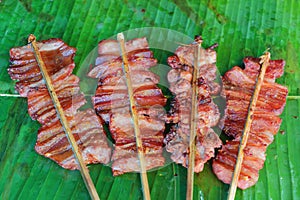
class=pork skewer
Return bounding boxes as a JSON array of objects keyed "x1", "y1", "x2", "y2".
[
  {"x1": 186, "y1": 37, "x2": 202, "y2": 200},
  {"x1": 227, "y1": 51, "x2": 270, "y2": 200},
  {"x1": 88, "y1": 37, "x2": 166, "y2": 176},
  {"x1": 164, "y1": 37, "x2": 222, "y2": 173},
  {"x1": 212, "y1": 54, "x2": 288, "y2": 192},
  {"x1": 117, "y1": 33, "x2": 151, "y2": 200},
  {"x1": 9, "y1": 37, "x2": 111, "y2": 170},
  {"x1": 28, "y1": 34, "x2": 100, "y2": 200}
]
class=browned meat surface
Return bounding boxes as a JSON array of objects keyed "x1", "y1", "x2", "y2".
[
  {"x1": 88, "y1": 37, "x2": 167, "y2": 175},
  {"x1": 8, "y1": 38, "x2": 111, "y2": 169},
  {"x1": 165, "y1": 39, "x2": 222, "y2": 173},
  {"x1": 167, "y1": 42, "x2": 221, "y2": 95},
  {"x1": 27, "y1": 75, "x2": 86, "y2": 124},
  {"x1": 212, "y1": 57, "x2": 288, "y2": 189},
  {"x1": 8, "y1": 39, "x2": 76, "y2": 97},
  {"x1": 110, "y1": 109, "x2": 165, "y2": 175},
  {"x1": 36, "y1": 109, "x2": 111, "y2": 169}
]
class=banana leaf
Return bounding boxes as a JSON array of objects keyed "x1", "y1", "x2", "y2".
[{"x1": 0, "y1": 0, "x2": 299, "y2": 199}]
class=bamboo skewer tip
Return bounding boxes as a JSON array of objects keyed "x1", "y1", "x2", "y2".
[
  {"x1": 259, "y1": 51, "x2": 271, "y2": 64},
  {"x1": 117, "y1": 33, "x2": 124, "y2": 41},
  {"x1": 28, "y1": 34, "x2": 36, "y2": 43}
]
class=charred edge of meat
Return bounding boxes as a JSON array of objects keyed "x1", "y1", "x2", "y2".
[{"x1": 209, "y1": 43, "x2": 218, "y2": 50}]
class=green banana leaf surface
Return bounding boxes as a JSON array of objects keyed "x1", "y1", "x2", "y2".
[{"x1": 0, "y1": 0, "x2": 299, "y2": 199}]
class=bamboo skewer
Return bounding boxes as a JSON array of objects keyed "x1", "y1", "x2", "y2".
[
  {"x1": 0, "y1": 94, "x2": 22, "y2": 97},
  {"x1": 227, "y1": 51, "x2": 271, "y2": 200},
  {"x1": 117, "y1": 33, "x2": 151, "y2": 200},
  {"x1": 287, "y1": 96, "x2": 300, "y2": 100},
  {"x1": 28, "y1": 34, "x2": 100, "y2": 200},
  {"x1": 186, "y1": 38, "x2": 202, "y2": 200}
]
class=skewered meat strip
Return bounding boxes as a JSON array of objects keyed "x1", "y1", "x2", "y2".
[
  {"x1": 8, "y1": 38, "x2": 111, "y2": 169},
  {"x1": 88, "y1": 38, "x2": 167, "y2": 175},
  {"x1": 165, "y1": 39, "x2": 222, "y2": 172},
  {"x1": 212, "y1": 57, "x2": 288, "y2": 189}
]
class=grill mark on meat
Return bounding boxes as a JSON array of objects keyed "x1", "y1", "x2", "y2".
[
  {"x1": 89, "y1": 57, "x2": 157, "y2": 79},
  {"x1": 212, "y1": 57, "x2": 288, "y2": 189},
  {"x1": 9, "y1": 39, "x2": 76, "y2": 97},
  {"x1": 95, "y1": 49, "x2": 153, "y2": 66},
  {"x1": 88, "y1": 37, "x2": 167, "y2": 175},
  {"x1": 29, "y1": 93, "x2": 86, "y2": 125},
  {"x1": 92, "y1": 84, "x2": 167, "y2": 112},
  {"x1": 165, "y1": 40, "x2": 222, "y2": 173},
  {"x1": 14, "y1": 63, "x2": 75, "y2": 97},
  {"x1": 8, "y1": 38, "x2": 111, "y2": 170},
  {"x1": 36, "y1": 109, "x2": 111, "y2": 169}
]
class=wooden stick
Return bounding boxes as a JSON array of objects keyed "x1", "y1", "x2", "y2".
[
  {"x1": 287, "y1": 96, "x2": 300, "y2": 100},
  {"x1": 117, "y1": 33, "x2": 151, "y2": 200},
  {"x1": 186, "y1": 39, "x2": 202, "y2": 200},
  {"x1": 227, "y1": 51, "x2": 271, "y2": 200},
  {"x1": 28, "y1": 34, "x2": 100, "y2": 200},
  {"x1": 0, "y1": 94, "x2": 22, "y2": 97}
]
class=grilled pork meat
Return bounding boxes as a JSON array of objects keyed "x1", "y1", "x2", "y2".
[
  {"x1": 165, "y1": 39, "x2": 222, "y2": 172},
  {"x1": 212, "y1": 57, "x2": 288, "y2": 189},
  {"x1": 9, "y1": 39, "x2": 76, "y2": 97},
  {"x1": 8, "y1": 38, "x2": 111, "y2": 169},
  {"x1": 88, "y1": 37, "x2": 167, "y2": 175},
  {"x1": 36, "y1": 109, "x2": 111, "y2": 169}
]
